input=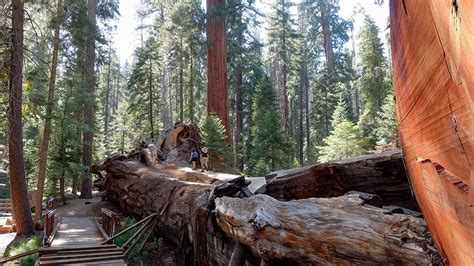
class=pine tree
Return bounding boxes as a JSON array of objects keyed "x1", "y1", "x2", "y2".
[
  {"x1": 247, "y1": 76, "x2": 289, "y2": 175},
  {"x1": 200, "y1": 114, "x2": 234, "y2": 172},
  {"x1": 266, "y1": 0, "x2": 299, "y2": 135},
  {"x1": 128, "y1": 36, "x2": 162, "y2": 139},
  {"x1": 357, "y1": 14, "x2": 386, "y2": 143},
  {"x1": 375, "y1": 91, "x2": 398, "y2": 150},
  {"x1": 318, "y1": 100, "x2": 367, "y2": 162}
]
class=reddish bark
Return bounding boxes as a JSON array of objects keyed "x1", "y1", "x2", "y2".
[
  {"x1": 390, "y1": 0, "x2": 474, "y2": 264},
  {"x1": 320, "y1": 0, "x2": 334, "y2": 71},
  {"x1": 206, "y1": 0, "x2": 229, "y2": 142},
  {"x1": 9, "y1": 0, "x2": 35, "y2": 235}
]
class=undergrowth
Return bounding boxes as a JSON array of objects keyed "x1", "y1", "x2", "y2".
[
  {"x1": 3, "y1": 235, "x2": 42, "y2": 265},
  {"x1": 114, "y1": 216, "x2": 159, "y2": 265}
]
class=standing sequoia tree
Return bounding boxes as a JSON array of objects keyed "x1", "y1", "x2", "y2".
[
  {"x1": 9, "y1": 0, "x2": 35, "y2": 235},
  {"x1": 207, "y1": 0, "x2": 229, "y2": 141},
  {"x1": 81, "y1": 0, "x2": 96, "y2": 199}
]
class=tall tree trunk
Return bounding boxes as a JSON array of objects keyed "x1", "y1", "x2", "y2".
[
  {"x1": 80, "y1": 0, "x2": 96, "y2": 199},
  {"x1": 9, "y1": 0, "x2": 35, "y2": 235},
  {"x1": 207, "y1": 0, "x2": 229, "y2": 142},
  {"x1": 148, "y1": 56, "x2": 154, "y2": 138},
  {"x1": 282, "y1": 2, "x2": 289, "y2": 135},
  {"x1": 35, "y1": 0, "x2": 63, "y2": 221},
  {"x1": 189, "y1": 49, "x2": 194, "y2": 122},
  {"x1": 234, "y1": 3, "x2": 243, "y2": 170},
  {"x1": 320, "y1": 0, "x2": 334, "y2": 71},
  {"x1": 104, "y1": 44, "x2": 112, "y2": 149},
  {"x1": 179, "y1": 35, "x2": 184, "y2": 122}
]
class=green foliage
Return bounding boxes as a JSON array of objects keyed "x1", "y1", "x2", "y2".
[
  {"x1": 356, "y1": 14, "x2": 387, "y2": 142},
  {"x1": 200, "y1": 114, "x2": 235, "y2": 172},
  {"x1": 246, "y1": 76, "x2": 290, "y2": 175},
  {"x1": 318, "y1": 99, "x2": 367, "y2": 162},
  {"x1": 114, "y1": 216, "x2": 160, "y2": 265},
  {"x1": 375, "y1": 91, "x2": 398, "y2": 150},
  {"x1": 318, "y1": 120, "x2": 367, "y2": 163},
  {"x1": 3, "y1": 235, "x2": 42, "y2": 265},
  {"x1": 114, "y1": 217, "x2": 138, "y2": 247}
]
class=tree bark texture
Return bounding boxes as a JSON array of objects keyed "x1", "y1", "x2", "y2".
[
  {"x1": 215, "y1": 194, "x2": 440, "y2": 264},
  {"x1": 35, "y1": 0, "x2": 63, "y2": 221},
  {"x1": 390, "y1": 0, "x2": 474, "y2": 263},
  {"x1": 320, "y1": 0, "x2": 334, "y2": 71},
  {"x1": 81, "y1": 0, "x2": 96, "y2": 199},
  {"x1": 9, "y1": 0, "x2": 35, "y2": 235},
  {"x1": 256, "y1": 150, "x2": 419, "y2": 211},
  {"x1": 93, "y1": 148, "x2": 441, "y2": 264},
  {"x1": 206, "y1": 0, "x2": 230, "y2": 142}
]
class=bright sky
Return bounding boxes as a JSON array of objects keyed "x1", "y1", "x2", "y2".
[{"x1": 115, "y1": 0, "x2": 389, "y2": 66}]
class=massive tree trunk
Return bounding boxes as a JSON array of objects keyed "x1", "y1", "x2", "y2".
[
  {"x1": 256, "y1": 150, "x2": 419, "y2": 211},
  {"x1": 320, "y1": 0, "x2": 334, "y2": 71},
  {"x1": 81, "y1": 0, "x2": 96, "y2": 199},
  {"x1": 94, "y1": 149, "x2": 439, "y2": 264},
  {"x1": 215, "y1": 194, "x2": 439, "y2": 264},
  {"x1": 9, "y1": 0, "x2": 35, "y2": 235},
  {"x1": 207, "y1": 0, "x2": 230, "y2": 142},
  {"x1": 390, "y1": 1, "x2": 474, "y2": 263},
  {"x1": 35, "y1": 0, "x2": 63, "y2": 221}
]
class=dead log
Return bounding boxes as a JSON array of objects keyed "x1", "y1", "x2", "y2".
[
  {"x1": 93, "y1": 155, "x2": 441, "y2": 265},
  {"x1": 215, "y1": 193, "x2": 440, "y2": 264},
  {"x1": 95, "y1": 158, "x2": 239, "y2": 265},
  {"x1": 257, "y1": 150, "x2": 419, "y2": 210}
]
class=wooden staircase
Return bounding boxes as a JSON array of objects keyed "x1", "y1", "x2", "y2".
[{"x1": 38, "y1": 244, "x2": 125, "y2": 265}]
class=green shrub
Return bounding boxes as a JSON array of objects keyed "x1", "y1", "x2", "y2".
[{"x1": 3, "y1": 235, "x2": 42, "y2": 265}]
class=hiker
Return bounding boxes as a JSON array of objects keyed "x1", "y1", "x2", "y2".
[
  {"x1": 190, "y1": 149, "x2": 199, "y2": 170},
  {"x1": 148, "y1": 139, "x2": 158, "y2": 164},
  {"x1": 200, "y1": 145, "x2": 208, "y2": 172}
]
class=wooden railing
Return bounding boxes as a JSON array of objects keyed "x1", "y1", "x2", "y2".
[
  {"x1": 42, "y1": 209, "x2": 59, "y2": 246},
  {"x1": 96, "y1": 208, "x2": 119, "y2": 239}
]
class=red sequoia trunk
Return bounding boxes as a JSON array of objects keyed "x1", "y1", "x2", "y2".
[
  {"x1": 207, "y1": 0, "x2": 229, "y2": 142},
  {"x1": 320, "y1": 0, "x2": 334, "y2": 71},
  {"x1": 9, "y1": 0, "x2": 35, "y2": 235}
]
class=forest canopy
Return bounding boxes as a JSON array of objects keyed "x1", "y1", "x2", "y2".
[{"x1": 0, "y1": 0, "x2": 395, "y2": 203}]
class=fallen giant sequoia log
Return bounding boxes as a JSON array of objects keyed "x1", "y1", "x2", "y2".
[
  {"x1": 94, "y1": 153, "x2": 440, "y2": 264},
  {"x1": 390, "y1": 1, "x2": 474, "y2": 263},
  {"x1": 257, "y1": 150, "x2": 419, "y2": 211},
  {"x1": 215, "y1": 194, "x2": 438, "y2": 264}
]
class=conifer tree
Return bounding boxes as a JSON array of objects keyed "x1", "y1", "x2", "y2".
[
  {"x1": 247, "y1": 76, "x2": 289, "y2": 175},
  {"x1": 200, "y1": 114, "x2": 235, "y2": 172},
  {"x1": 375, "y1": 91, "x2": 398, "y2": 150},
  {"x1": 357, "y1": 15, "x2": 386, "y2": 142},
  {"x1": 318, "y1": 100, "x2": 367, "y2": 162}
]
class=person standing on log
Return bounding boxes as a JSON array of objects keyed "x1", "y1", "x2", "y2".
[
  {"x1": 190, "y1": 149, "x2": 199, "y2": 170},
  {"x1": 148, "y1": 139, "x2": 157, "y2": 164},
  {"x1": 201, "y1": 145, "x2": 208, "y2": 172}
]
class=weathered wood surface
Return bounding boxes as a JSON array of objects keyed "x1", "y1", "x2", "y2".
[
  {"x1": 96, "y1": 158, "x2": 232, "y2": 265},
  {"x1": 257, "y1": 150, "x2": 419, "y2": 210},
  {"x1": 390, "y1": 0, "x2": 474, "y2": 263},
  {"x1": 95, "y1": 156, "x2": 440, "y2": 264},
  {"x1": 215, "y1": 194, "x2": 439, "y2": 264}
]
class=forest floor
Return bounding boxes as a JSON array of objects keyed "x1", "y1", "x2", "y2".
[{"x1": 0, "y1": 232, "x2": 15, "y2": 256}]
